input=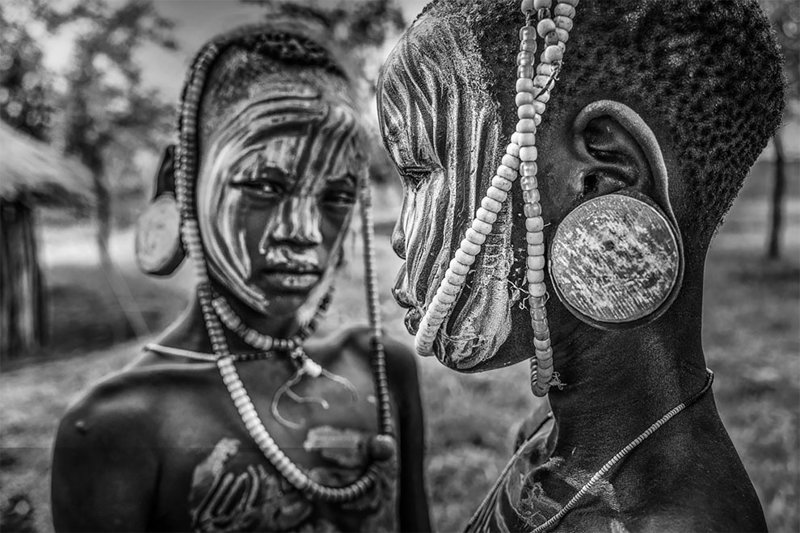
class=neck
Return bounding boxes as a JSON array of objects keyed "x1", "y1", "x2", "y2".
[
  {"x1": 157, "y1": 287, "x2": 303, "y2": 355},
  {"x1": 546, "y1": 288, "x2": 712, "y2": 466}
]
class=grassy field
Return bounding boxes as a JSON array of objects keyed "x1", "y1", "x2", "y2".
[{"x1": 0, "y1": 162, "x2": 798, "y2": 532}]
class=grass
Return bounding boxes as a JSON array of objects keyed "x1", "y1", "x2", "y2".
[{"x1": 1, "y1": 162, "x2": 798, "y2": 532}]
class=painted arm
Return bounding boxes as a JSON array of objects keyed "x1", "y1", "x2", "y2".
[
  {"x1": 51, "y1": 387, "x2": 158, "y2": 532},
  {"x1": 385, "y1": 337, "x2": 432, "y2": 533}
]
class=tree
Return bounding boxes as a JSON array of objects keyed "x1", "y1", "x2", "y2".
[
  {"x1": 760, "y1": 0, "x2": 800, "y2": 259},
  {"x1": 0, "y1": 5, "x2": 52, "y2": 141},
  {"x1": 33, "y1": 0, "x2": 177, "y2": 269}
]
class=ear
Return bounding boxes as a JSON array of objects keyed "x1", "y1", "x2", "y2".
[
  {"x1": 135, "y1": 145, "x2": 185, "y2": 276},
  {"x1": 571, "y1": 101, "x2": 677, "y2": 230},
  {"x1": 548, "y1": 101, "x2": 684, "y2": 329}
]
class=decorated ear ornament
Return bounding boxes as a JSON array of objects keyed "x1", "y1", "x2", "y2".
[
  {"x1": 550, "y1": 192, "x2": 682, "y2": 328},
  {"x1": 135, "y1": 145, "x2": 185, "y2": 276},
  {"x1": 550, "y1": 100, "x2": 684, "y2": 328}
]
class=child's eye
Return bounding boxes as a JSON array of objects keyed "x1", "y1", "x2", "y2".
[
  {"x1": 323, "y1": 189, "x2": 356, "y2": 206},
  {"x1": 322, "y1": 178, "x2": 357, "y2": 207},
  {"x1": 230, "y1": 165, "x2": 288, "y2": 198}
]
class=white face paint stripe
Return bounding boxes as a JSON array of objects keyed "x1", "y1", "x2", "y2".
[{"x1": 196, "y1": 84, "x2": 366, "y2": 314}]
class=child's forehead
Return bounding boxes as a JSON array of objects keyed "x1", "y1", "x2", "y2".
[
  {"x1": 201, "y1": 73, "x2": 365, "y2": 158},
  {"x1": 201, "y1": 64, "x2": 358, "y2": 138}
]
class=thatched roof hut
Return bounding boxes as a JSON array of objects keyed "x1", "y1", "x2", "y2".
[
  {"x1": 0, "y1": 119, "x2": 93, "y2": 362},
  {"x1": 0, "y1": 119, "x2": 93, "y2": 207}
]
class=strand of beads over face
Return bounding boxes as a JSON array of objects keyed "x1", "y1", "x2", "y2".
[{"x1": 412, "y1": 0, "x2": 577, "y2": 397}]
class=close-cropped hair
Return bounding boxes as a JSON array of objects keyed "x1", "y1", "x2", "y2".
[
  {"x1": 420, "y1": 0, "x2": 785, "y2": 247},
  {"x1": 190, "y1": 22, "x2": 357, "y2": 143}
]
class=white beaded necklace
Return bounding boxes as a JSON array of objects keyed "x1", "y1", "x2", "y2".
[{"x1": 210, "y1": 290, "x2": 332, "y2": 352}]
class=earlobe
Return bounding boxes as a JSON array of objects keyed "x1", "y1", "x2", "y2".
[
  {"x1": 135, "y1": 145, "x2": 186, "y2": 276},
  {"x1": 550, "y1": 101, "x2": 684, "y2": 329}
]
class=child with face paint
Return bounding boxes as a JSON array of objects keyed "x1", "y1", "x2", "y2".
[
  {"x1": 51, "y1": 22, "x2": 431, "y2": 533},
  {"x1": 378, "y1": 0, "x2": 782, "y2": 531}
]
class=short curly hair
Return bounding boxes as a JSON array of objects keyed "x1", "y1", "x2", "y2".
[
  {"x1": 421, "y1": 0, "x2": 785, "y2": 246},
  {"x1": 181, "y1": 22, "x2": 355, "y2": 143}
]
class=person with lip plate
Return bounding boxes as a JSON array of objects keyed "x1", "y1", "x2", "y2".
[
  {"x1": 51, "y1": 20, "x2": 431, "y2": 533},
  {"x1": 378, "y1": 0, "x2": 782, "y2": 531}
]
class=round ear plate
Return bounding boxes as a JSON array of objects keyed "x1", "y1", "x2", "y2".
[
  {"x1": 549, "y1": 194, "x2": 681, "y2": 327},
  {"x1": 135, "y1": 194, "x2": 184, "y2": 276}
]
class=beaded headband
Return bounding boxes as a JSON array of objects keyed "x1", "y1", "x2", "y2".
[
  {"x1": 174, "y1": 25, "x2": 394, "y2": 503},
  {"x1": 413, "y1": 0, "x2": 577, "y2": 397}
]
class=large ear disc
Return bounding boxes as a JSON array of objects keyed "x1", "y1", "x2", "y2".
[
  {"x1": 549, "y1": 192, "x2": 682, "y2": 329},
  {"x1": 135, "y1": 193, "x2": 184, "y2": 276},
  {"x1": 135, "y1": 146, "x2": 185, "y2": 276}
]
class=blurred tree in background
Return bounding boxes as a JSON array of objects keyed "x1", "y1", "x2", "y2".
[
  {"x1": 0, "y1": 5, "x2": 53, "y2": 141},
  {"x1": 759, "y1": 0, "x2": 799, "y2": 259},
  {"x1": 31, "y1": 0, "x2": 178, "y2": 269}
]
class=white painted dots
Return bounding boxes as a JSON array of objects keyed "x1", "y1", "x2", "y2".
[{"x1": 414, "y1": 0, "x2": 578, "y2": 399}]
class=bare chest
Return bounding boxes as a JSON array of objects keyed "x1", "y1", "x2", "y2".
[{"x1": 150, "y1": 371, "x2": 397, "y2": 532}]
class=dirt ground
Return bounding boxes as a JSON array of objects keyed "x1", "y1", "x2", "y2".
[{"x1": 1, "y1": 162, "x2": 798, "y2": 532}]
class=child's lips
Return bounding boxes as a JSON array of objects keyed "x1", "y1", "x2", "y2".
[{"x1": 258, "y1": 266, "x2": 322, "y2": 291}]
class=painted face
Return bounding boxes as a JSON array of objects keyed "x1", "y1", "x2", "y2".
[
  {"x1": 197, "y1": 78, "x2": 365, "y2": 317},
  {"x1": 378, "y1": 16, "x2": 522, "y2": 370},
  {"x1": 379, "y1": 12, "x2": 684, "y2": 372}
]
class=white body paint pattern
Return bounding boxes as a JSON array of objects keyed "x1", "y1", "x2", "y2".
[
  {"x1": 378, "y1": 15, "x2": 518, "y2": 369},
  {"x1": 189, "y1": 430, "x2": 396, "y2": 533},
  {"x1": 466, "y1": 419, "x2": 630, "y2": 533}
]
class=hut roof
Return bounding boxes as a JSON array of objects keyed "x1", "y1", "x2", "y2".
[{"x1": 0, "y1": 120, "x2": 93, "y2": 208}]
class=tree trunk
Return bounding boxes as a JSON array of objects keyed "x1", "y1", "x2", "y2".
[
  {"x1": 767, "y1": 131, "x2": 786, "y2": 259},
  {"x1": 0, "y1": 199, "x2": 45, "y2": 364},
  {"x1": 93, "y1": 169, "x2": 113, "y2": 270}
]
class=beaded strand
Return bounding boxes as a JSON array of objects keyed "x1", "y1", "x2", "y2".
[
  {"x1": 173, "y1": 29, "x2": 395, "y2": 503},
  {"x1": 521, "y1": 0, "x2": 577, "y2": 396},
  {"x1": 212, "y1": 290, "x2": 333, "y2": 351},
  {"x1": 413, "y1": 0, "x2": 577, "y2": 397}
]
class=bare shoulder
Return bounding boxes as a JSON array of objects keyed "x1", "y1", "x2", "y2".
[
  {"x1": 55, "y1": 362, "x2": 214, "y2": 452},
  {"x1": 55, "y1": 368, "x2": 160, "y2": 455},
  {"x1": 51, "y1": 365, "x2": 208, "y2": 530}
]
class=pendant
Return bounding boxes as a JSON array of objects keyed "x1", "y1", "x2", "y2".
[{"x1": 271, "y1": 348, "x2": 359, "y2": 430}]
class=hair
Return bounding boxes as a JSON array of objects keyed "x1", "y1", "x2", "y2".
[
  {"x1": 419, "y1": 0, "x2": 785, "y2": 247},
  {"x1": 182, "y1": 21, "x2": 357, "y2": 143}
]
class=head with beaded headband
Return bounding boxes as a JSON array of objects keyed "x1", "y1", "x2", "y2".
[
  {"x1": 377, "y1": 0, "x2": 783, "y2": 382},
  {"x1": 138, "y1": 20, "x2": 369, "y2": 323}
]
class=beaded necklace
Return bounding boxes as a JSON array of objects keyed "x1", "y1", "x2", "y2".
[
  {"x1": 174, "y1": 27, "x2": 395, "y2": 503},
  {"x1": 413, "y1": 0, "x2": 577, "y2": 397},
  {"x1": 145, "y1": 343, "x2": 273, "y2": 362},
  {"x1": 211, "y1": 289, "x2": 332, "y2": 351},
  {"x1": 212, "y1": 288, "x2": 361, "y2": 430}
]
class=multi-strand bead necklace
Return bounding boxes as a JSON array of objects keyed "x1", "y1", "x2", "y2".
[
  {"x1": 173, "y1": 28, "x2": 395, "y2": 503},
  {"x1": 212, "y1": 289, "x2": 331, "y2": 351},
  {"x1": 413, "y1": 0, "x2": 577, "y2": 397}
]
